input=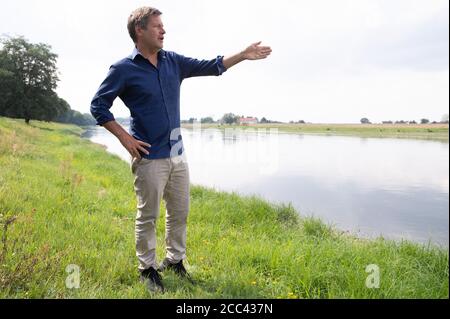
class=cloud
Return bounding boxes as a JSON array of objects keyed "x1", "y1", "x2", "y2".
[{"x1": 354, "y1": 8, "x2": 449, "y2": 71}]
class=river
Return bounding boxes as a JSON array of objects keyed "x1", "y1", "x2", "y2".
[{"x1": 82, "y1": 125, "x2": 449, "y2": 247}]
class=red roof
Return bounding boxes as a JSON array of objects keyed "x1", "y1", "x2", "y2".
[{"x1": 239, "y1": 117, "x2": 258, "y2": 123}]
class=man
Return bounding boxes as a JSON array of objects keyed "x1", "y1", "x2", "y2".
[{"x1": 90, "y1": 6, "x2": 272, "y2": 293}]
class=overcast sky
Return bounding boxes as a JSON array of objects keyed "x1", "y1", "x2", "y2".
[{"x1": 1, "y1": 0, "x2": 449, "y2": 123}]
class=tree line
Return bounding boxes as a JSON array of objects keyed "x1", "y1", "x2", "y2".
[
  {"x1": 0, "y1": 36, "x2": 95, "y2": 126},
  {"x1": 181, "y1": 113, "x2": 285, "y2": 125},
  {"x1": 361, "y1": 117, "x2": 449, "y2": 125},
  {"x1": 182, "y1": 113, "x2": 449, "y2": 125}
]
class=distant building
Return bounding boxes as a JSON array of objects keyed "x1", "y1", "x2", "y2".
[{"x1": 238, "y1": 117, "x2": 258, "y2": 126}]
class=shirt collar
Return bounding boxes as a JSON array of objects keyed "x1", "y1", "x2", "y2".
[{"x1": 130, "y1": 47, "x2": 166, "y2": 61}]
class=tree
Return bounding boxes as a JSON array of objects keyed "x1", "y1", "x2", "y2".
[
  {"x1": 221, "y1": 113, "x2": 238, "y2": 125},
  {"x1": 55, "y1": 108, "x2": 97, "y2": 126},
  {"x1": 420, "y1": 118, "x2": 430, "y2": 124},
  {"x1": 0, "y1": 68, "x2": 20, "y2": 117},
  {"x1": 0, "y1": 36, "x2": 59, "y2": 124},
  {"x1": 201, "y1": 117, "x2": 214, "y2": 124},
  {"x1": 360, "y1": 118, "x2": 371, "y2": 124}
]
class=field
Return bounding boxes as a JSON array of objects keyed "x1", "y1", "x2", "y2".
[{"x1": 182, "y1": 123, "x2": 449, "y2": 141}]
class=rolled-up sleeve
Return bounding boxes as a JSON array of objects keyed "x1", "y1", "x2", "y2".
[
  {"x1": 90, "y1": 65, "x2": 125, "y2": 126},
  {"x1": 177, "y1": 54, "x2": 228, "y2": 80}
]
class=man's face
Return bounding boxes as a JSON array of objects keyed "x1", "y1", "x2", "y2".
[{"x1": 136, "y1": 15, "x2": 166, "y2": 50}]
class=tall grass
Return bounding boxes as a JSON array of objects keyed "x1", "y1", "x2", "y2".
[{"x1": 0, "y1": 116, "x2": 448, "y2": 298}]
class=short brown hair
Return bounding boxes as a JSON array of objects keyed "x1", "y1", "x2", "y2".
[{"x1": 127, "y1": 6, "x2": 162, "y2": 44}]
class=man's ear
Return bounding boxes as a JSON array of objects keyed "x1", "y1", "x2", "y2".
[{"x1": 135, "y1": 25, "x2": 143, "y2": 39}]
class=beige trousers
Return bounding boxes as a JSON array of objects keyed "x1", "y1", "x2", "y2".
[{"x1": 131, "y1": 156, "x2": 190, "y2": 271}]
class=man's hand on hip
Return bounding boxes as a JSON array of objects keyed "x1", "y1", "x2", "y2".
[
  {"x1": 119, "y1": 134, "x2": 151, "y2": 160},
  {"x1": 103, "y1": 120, "x2": 151, "y2": 159}
]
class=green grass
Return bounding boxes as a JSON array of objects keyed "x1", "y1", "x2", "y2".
[
  {"x1": 0, "y1": 116, "x2": 448, "y2": 298},
  {"x1": 182, "y1": 123, "x2": 449, "y2": 141}
]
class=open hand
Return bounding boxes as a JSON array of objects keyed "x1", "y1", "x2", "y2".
[{"x1": 243, "y1": 41, "x2": 272, "y2": 60}]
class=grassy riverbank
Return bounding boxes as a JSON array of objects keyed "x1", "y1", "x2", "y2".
[
  {"x1": 0, "y1": 116, "x2": 448, "y2": 298},
  {"x1": 182, "y1": 123, "x2": 449, "y2": 141}
]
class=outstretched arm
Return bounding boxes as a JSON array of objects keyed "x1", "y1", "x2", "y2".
[
  {"x1": 177, "y1": 41, "x2": 272, "y2": 79},
  {"x1": 223, "y1": 41, "x2": 272, "y2": 70}
]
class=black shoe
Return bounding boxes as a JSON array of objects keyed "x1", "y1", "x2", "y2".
[
  {"x1": 140, "y1": 267, "x2": 165, "y2": 293},
  {"x1": 159, "y1": 258, "x2": 195, "y2": 284}
]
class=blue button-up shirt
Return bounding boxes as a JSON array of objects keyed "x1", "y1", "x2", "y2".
[{"x1": 90, "y1": 47, "x2": 227, "y2": 159}]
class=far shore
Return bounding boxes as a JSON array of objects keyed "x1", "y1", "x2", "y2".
[{"x1": 181, "y1": 123, "x2": 449, "y2": 141}]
